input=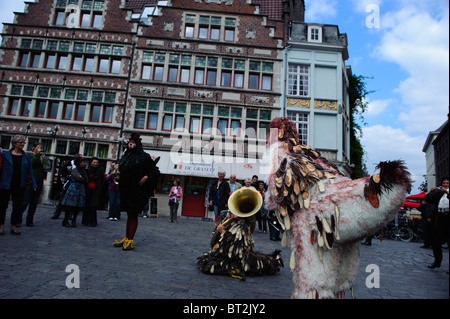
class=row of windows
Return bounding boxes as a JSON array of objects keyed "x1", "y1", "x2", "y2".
[
  {"x1": 141, "y1": 53, "x2": 274, "y2": 90},
  {"x1": 8, "y1": 86, "x2": 117, "y2": 123},
  {"x1": 8, "y1": 98, "x2": 114, "y2": 123},
  {"x1": 21, "y1": 38, "x2": 124, "y2": 56},
  {"x1": 0, "y1": 135, "x2": 109, "y2": 159},
  {"x1": 10, "y1": 85, "x2": 116, "y2": 103},
  {"x1": 184, "y1": 14, "x2": 237, "y2": 42},
  {"x1": 54, "y1": 0, "x2": 104, "y2": 28},
  {"x1": 134, "y1": 100, "x2": 272, "y2": 139},
  {"x1": 18, "y1": 51, "x2": 122, "y2": 74}
]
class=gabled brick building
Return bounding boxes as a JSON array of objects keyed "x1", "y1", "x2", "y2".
[{"x1": 0, "y1": 0, "x2": 351, "y2": 217}]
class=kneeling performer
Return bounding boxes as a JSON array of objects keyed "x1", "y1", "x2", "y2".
[{"x1": 197, "y1": 187, "x2": 283, "y2": 280}]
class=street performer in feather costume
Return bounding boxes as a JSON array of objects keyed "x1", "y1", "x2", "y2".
[
  {"x1": 197, "y1": 187, "x2": 284, "y2": 280},
  {"x1": 262, "y1": 118, "x2": 412, "y2": 298}
]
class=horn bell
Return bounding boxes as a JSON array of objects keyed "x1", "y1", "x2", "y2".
[{"x1": 228, "y1": 187, "x2": 263, "y2": 218}]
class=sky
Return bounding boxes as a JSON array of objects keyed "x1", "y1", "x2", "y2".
[
  {"x1": 1, "y1": 0, "x2": 448, "y2": 194},
  {"x1": 305, "y1": 0, "x2": 449, "y2": 194}
]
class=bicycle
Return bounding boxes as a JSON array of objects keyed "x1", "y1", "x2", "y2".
[{"x1": 373, "y1": 220, "x2": 413, "y2": 242}]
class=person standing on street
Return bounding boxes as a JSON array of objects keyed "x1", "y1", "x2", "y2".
[
  {"x1": 106, "y1": 161, "x2": 120, "y2": 221},
  {"x1": 0, "y1": 135, "x2": 37, "y2": 235},
  {"x1": 82, "y1": 157, "x2": 105, "y2": 227},
  {"x1": 228, "y1": 175, "x2": 242, "y2": 193},
  {"x1": 61, "y1": 156, "x2": 87, "y2": 227},
  {"x1": 113, "y1": 133, "x2": 159, "y2": 250},
  {"x1": 168, "y1": 178, "x2": 182, "y2": 223},
  {"x1": 208, "y1": 171, "x2": 230, "y2": 224},
  {"x1": 20, "y1": 142, "x2": 45, "y2": 227},
  {"x1": 426, "y1": 177, "x2": 449, "y2": 270}
]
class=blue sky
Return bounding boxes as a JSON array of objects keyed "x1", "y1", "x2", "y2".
[
  {"x1": 305, "y1": 0, "x2": 449, "y2": 193},
  {"x1": 1, "y1": 0, "x2": 448, "y2": 194}
]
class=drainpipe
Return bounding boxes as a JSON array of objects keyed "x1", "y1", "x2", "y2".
[{"x1": 117, "y1": 41, "x2": 136, "y2": 159}]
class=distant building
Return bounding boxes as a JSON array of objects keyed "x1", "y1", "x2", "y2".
[
  {"x1": 432, "y1": 118, "x2": 449, "y2": 186},
  {"x1": 423, "y1": 116, "x2": 449, "y2": 190},
  {"x1": 283, "y1": 20, "x2": 351, "y2": 175}
]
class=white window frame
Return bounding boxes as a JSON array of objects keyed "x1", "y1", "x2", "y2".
[
  {"x1": 287, "y1": 111, "x2": 309, "y2": 145},
  {"x1": 308, "y1": 25, "x2": 322, "y2": 43}
]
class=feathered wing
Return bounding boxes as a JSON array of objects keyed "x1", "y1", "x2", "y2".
[
  {"x1": 197, "y1": 219, "x2": 283, "y2": 277},
  {"x1": 264, "y1": 133, "x2": 412, "y2": 298}
]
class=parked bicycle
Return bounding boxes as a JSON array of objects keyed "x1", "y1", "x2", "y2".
[
  {"x1": 373, "y1": 218, "x2": 414, "y2": 242},
  {"x1": 407, "y1": 217, "x2": 425, "y2": 242}
]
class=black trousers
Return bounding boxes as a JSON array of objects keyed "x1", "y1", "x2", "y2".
[
  {"x1": 0, "y1": 186, "x2": 26, "y2": 226},
  {"x1": 431, "y1": 212, "x2": 449, "y2": 267}
]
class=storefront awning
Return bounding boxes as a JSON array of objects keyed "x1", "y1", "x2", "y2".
[{"x1": 146, "y1": 150, "x2": 267, "y2": 180}]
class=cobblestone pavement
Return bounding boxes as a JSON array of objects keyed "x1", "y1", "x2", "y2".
[{"x1": 0, "y1": 204, "x2": 448, "y2": 300}]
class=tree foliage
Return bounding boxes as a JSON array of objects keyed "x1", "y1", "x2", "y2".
[{"x1": 349, "y1": 74, "x2": 373, "y2": 179}]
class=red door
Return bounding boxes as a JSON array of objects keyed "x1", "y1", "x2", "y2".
[{"x1": 182, "y1": 176, "x2": 208, "y2": 217}]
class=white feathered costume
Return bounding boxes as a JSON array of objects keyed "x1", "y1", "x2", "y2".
[{"x1": 263, "y1": 118, "x2": 412, "y2": 299}]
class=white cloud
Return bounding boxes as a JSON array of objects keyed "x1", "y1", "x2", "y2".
[
  {"x1": 361, "y1": 124, "x2": 426, "y2": 194},
  {"x1": 373, "y1": 2, "x2": 449, "y2": 135},
  {"x1": 305, "y1": 0, "x2": 338, "y2": 21},
  {"x1": 350, "y1": 0, "x2": 383, "y2": 13},
  {"x1": 365, "y1": 98, "x2": 395, "y2": 116}
]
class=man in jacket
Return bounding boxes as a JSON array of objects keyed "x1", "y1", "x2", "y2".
[{"x1": 208, "y1": 170, "x2": 230, "y2": 224}]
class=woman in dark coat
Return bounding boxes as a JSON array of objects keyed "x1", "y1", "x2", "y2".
[
  {"x1": 82, "y1": 157, "x2": 105, "y2": 227},
  {"x1": 113, "y1": 133, "x2": 159, "y2": 250}
]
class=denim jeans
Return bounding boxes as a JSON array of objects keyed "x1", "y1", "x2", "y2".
[{"x1": 108, "y1": 188, "x2": 120, "y2": 219}]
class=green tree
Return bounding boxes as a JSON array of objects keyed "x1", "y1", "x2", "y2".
[{"x1": 349, "y1": 75, "x2": 373, "y2": 179}]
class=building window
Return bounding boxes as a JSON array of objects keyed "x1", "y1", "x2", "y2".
[
  {"x1": 46, "y1": 54, "x2": 57, "y2": 69},
  {"x1": 8, "y1": 99, "x2": 20, "y2": 116},
  {"x1": 183, "y1": 14, "x2": 236, "y2": 42},
  {"x1": 98, "y1": 58, "x2": 121, "y2": 74},
  {"x1": 198, "y1": 15, "x2": 222, "y2": 40},
  {"x1": 57, "y1": 55, "x2": 68, "y2": 70},
  {"x1": 288, "y1": 64, "x2": 309, "y2": 96},
  {"x1": 308, "y1": 26, "x2": 322, "y2": 42},
  {"x1": 287, "y1": 111, "x2": 308, "y2": 144},
  {"x1": 48, "y1": 102, "x2": 60, "y2": 119},
  {"x1": 71, "y1": 56, "x2": 83, "y2": 71},
  {"x1": 63, "y1": 103, "x2": 74, "y2": 120},
  {"x1": 84, "y1": 57, "x2": 94, "y2": 72},
  {"x1": 221, "y1": 58, "x2": 245, "y2": 88},
  {"x1": 90, "y1": 105, "x2": 102, "y2": 122},
  {"x1": 202, "y1": 118, "x2": 213, "y2": 134},
  {"x1": 224, "y1": 28, "x2": 235, "y2": 42},
  {"x1": 147, "y1": 113, "x2": 158, "y2": 130},
  {"x1": 134, "y1": 99, "x2": 161, "y2": 130},
  {"x1": 75, "y1": 104, "x2": 86, "y2": 121},
  {"x1": 154, "y1": 65, "x2": 164, "y2": 81},
  {"x1": 189, "y1": 116, "x2": 200, "y2": 133},
  {"x1": 35, "y1": 101, "x2": 47, "y2": 117},
  {"x1": 185, "y1": 25, "x2": 194, "y2": 38},
  {"x1": 249, "y1": 61, "x2": 273, "y2": 91},
  {"x1": 21, "y1": 100, "x2": 32, "y2": 117}
]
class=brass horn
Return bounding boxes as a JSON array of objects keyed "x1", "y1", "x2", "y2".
[
  {"x1": 228, "y1": 187, "x2": 263, "y2": 218},
  {"x1": 210, "y1": 187, "x2": 263, "y2": 249}
]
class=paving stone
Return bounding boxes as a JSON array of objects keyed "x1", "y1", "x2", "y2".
[{"x1": 0, "y1": 204, "x2": 448, "y2": 300}]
